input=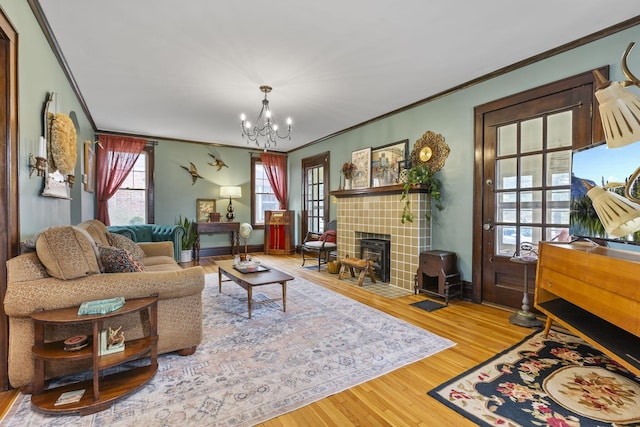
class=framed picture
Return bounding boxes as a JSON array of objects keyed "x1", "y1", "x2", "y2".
[
  {"x1": 351, "y1": 147, "x2": 371, "y2": 189},
  {"x1": 83, "y1": 141, "x2": 95, "y2": 193},
  {"x1": 196, "y1": 199, "x2": 217, "y2": 222},
  {"x1": 371, "y1": 139, "x2": 408, "y2": 187}
]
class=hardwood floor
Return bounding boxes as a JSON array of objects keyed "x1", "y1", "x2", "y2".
[{"x1": 0, "y1": 254, "x2": 535, "y2": 426}]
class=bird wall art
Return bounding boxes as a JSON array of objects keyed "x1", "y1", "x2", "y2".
[
  {"x1": 208, "y1": 153, "x2": 229, "y2": 171},
  {"x1": 180, "y1": 162, "x2": 204, "y2": 184}
]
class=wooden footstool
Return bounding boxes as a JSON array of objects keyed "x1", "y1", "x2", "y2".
[{"x1": 339, "y1": 257, "x2": 376, "y2": 286}]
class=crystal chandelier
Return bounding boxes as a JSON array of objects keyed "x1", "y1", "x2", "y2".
[{"x1": 240, "y1": 85, "x2": 292, "y2": 151}]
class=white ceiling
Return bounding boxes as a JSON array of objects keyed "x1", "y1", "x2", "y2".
[{"x1": 35, "y1": 1, "x2": 640, "y2": 152}]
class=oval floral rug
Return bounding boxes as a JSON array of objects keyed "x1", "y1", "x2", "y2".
[{"x1": 429, "y1": 329, "x2": 640, "y2": 427}]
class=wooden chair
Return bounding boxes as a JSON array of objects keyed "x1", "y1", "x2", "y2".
[{"x1": 301, "y1": 223, "x2": 337, "y2": 271}]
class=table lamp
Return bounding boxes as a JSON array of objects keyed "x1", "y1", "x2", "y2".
[{"x1": 220, "y1": 186, "x2": 242, "y2": 221}]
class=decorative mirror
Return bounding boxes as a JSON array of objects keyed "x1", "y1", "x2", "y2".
[{"x1": 41, "y1": 92, "x2": 77, "y2": 199}]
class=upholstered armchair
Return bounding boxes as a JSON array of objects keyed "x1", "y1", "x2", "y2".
[{"x1": 301, "y1": 220, "x2": 337, "y2": 271}]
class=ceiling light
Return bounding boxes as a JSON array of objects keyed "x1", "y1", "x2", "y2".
[{"x1": 240, "y1": 85, "x2": 292, "y2": 152}]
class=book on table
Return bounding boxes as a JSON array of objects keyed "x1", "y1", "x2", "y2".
[
  {"x1": 54, "y1": 389, "x2": 85, "y2": 406},
  {"x1": 77, "y1": 297, "x2": 125, "y2": 315}
]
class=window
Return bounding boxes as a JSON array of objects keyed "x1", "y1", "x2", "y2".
[
  {"x1": 108, "y1": 146, "x2": 154, "y2": 225},
  {"x1": 251, "y1": 157, "x2": 278, "y2": 227}
]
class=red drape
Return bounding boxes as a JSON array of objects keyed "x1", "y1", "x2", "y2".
[
  {"x1": 96, "y1": 135, "x2": 147, "y2": 225},
  {"x1": 260, "y1": 153, "x2": 288, "y2": 209}
]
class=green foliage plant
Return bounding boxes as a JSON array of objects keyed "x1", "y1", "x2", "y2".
[
  {"x1": 400, "y1": 164, "x2": 443, "y2": 224},
  {"x1": 177, "y1": 215, "x2": 196, "y2": 250}
]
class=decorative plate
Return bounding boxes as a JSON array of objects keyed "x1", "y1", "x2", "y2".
[{"x1": 409, "y1": 131, "x2": 450, "y2": 172}]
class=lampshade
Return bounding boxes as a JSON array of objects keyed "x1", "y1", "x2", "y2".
[
  {"x1": 586, "y1": 185, "x2": 640, "y2": 237},
  {"x1": 593, "y1": 69, "x2": 640, "y2": 148},
  {"x1": 220, "y1": 186, "x2": 242, "y2": 199}
]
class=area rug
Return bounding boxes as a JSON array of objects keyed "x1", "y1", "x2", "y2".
[
  {"x1": 429, "y1": 329, "x2": 640, "y2": 427},
  {"x1": 2, "y1": 273, "x2": 455, "y2": 426},
  {"x1": 411, "y1": 299, "x2": 446, "y2": 312}
]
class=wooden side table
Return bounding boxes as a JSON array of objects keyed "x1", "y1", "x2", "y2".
[
  {"x1": 30, "y1": 296, "x2": 158, "y2": 415},
  {"x1": 414, "y1": 250, "x2": 462, "y2": 305}
]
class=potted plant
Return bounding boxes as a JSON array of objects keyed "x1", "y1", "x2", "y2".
[
  {"x1": 400, "y1": 163, "x2": 443, "y2": 223},
  {"x1": 177, "y1": 215, "x2": 197, "y2": 262}
]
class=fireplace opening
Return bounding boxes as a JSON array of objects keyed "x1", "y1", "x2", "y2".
[{"x1": 360, "y1": 238, "x2": 390, "y2": 282}]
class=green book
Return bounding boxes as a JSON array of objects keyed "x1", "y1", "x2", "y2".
[{"x1": 77, "y1": 297, "x2": 125, "y2": 315}]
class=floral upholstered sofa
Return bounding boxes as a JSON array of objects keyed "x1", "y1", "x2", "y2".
[{"x1": 4, "y1": 219, "x2": 205, "y2": 391}]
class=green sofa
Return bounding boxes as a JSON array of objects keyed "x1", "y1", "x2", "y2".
[{"x1": 107, "y1": 224, "x2": 185, "y2": 261}]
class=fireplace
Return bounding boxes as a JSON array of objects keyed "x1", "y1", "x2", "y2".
[
  {"x1": 360, "y1": 238, "x2": 391, "y2": 282},
  {"x1": 332, "y1": 184, "x2": 432, "y2": 291}
]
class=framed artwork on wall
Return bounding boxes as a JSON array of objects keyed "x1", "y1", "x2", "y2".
[
  {"x1": 83, "y1": 141, "x2": 95, "y2": 193},
  {"x1": 196, "y1": 199, "x2": 217, "y2": 223},
  {"x1": 371, "y1": 139, "x2": 408, "y2": 187},
  {"x1": 351, "y1": 147, "x2": 371, "y2": 189}
]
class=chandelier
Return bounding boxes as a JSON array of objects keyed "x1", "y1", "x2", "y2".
[{"x1": 240, "y1": 85, "x2": 292, "y2": 151}]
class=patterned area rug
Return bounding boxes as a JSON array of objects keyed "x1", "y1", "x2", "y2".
[
  {"x1": 2, "y1": 274, "x2": 455, "y2": 426},
  {"x1": 429, "y1": 330, "x2": 640, "y2": 427}
]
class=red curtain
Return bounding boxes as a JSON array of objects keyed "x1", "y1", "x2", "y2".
[
  {"x1": 260, "y1": 153, "x2": 288, "y2": 209},
  {"x1": 96, "y1": 135, "x2": 147, "y2": 225}
]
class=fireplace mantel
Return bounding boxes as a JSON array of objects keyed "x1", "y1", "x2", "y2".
[{"x1": 331, "y1": 183, "x2": 431, "y2": 198}]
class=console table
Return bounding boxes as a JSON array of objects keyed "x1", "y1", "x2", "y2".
[
  {"x1": 535, "y1": 242, "x2": 640, "y2": 376},
  {"x1": 194, "y1": 222, "x2": 240, "y2": 262}
]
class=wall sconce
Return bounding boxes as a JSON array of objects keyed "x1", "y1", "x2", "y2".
[
  {"x1": 589, "y1": 42, "x2": 640, "y2": 236},
  {"x1": 29, "y1": 137, "x2": 47, "y2": 178},
  {"x1": 220, "y1": 186, "x2": 242, "y2": 221}
]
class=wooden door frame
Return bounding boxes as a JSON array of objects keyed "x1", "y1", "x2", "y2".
[
  {"x1": 301, "y1": 152, "x2": 330, "y2": 241},
  {"x1": 472, "y1": 68, "x2": 606, "y2": 303},
  {"x1": 0, "y1": 10, "x2": 19, "y2": 391}
]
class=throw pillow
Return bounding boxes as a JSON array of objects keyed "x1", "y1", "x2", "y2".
[
  {"x1": 99, "y1": 245, "x2": 145, "y2": 273},
  {"x1": 107, "y1": 232, "x2": 146, "y2": 260},
  {"x1": 36, "y1": 226, "x2": 101, "y2": 280}
]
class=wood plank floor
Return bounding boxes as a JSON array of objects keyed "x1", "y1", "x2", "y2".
[{"x1": 0, "y1": 254, "x2": 535, "y2": 426}]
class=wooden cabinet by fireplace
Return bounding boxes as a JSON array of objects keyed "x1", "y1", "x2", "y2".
[
  {"x1": 415, "y1": 250, "x2": 462, "y2": 304},
  {"x1": 534, "y1": 242, "x2": 640, "y2": 376},
  {"x1": 264, "y1": 210, "x2": 295, "y2": 255}
]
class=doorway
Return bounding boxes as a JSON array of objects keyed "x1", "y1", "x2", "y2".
[
  {"x1": 301, "y1": 152, "x2": 330, "y2": 239},
  {"x1": 0, "y1": 10, "x2": 19, "y2": 391},
  {"x1": 473, "y1": 70, "x2": 605, "y2": 308}
]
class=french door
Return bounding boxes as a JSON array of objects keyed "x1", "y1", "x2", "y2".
[
  {"x1": 474, "y1": 70, "x2": 604, "y2": 308},
  {"x1": 301, "y1": 152, "x2": 330, "y2": 239}
]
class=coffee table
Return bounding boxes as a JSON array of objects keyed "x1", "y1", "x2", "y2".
[{"x1": 217, "y1": 259, "x2": 294, "y2": 318}]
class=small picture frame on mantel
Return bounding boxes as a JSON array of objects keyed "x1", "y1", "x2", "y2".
[
  {"x1": 351, "y1": 147, "x2": 371, "y2": 189},
  {"x1": 370, "y1": 139, "x2": 408, "y2": 187}
]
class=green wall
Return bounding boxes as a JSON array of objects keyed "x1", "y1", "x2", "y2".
[
  {"x1": 5, "y1": 0, "x2": 640, "y2": 274},
  {"x1": 287, "y1": 25, "x2": 640, "y2": 281},
  {"x1": 153, "y1": 140, "x2": 264, "y2": 248},
  {"x1": 1, "y1": 0, "x2": 95, "y2": 240}
]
